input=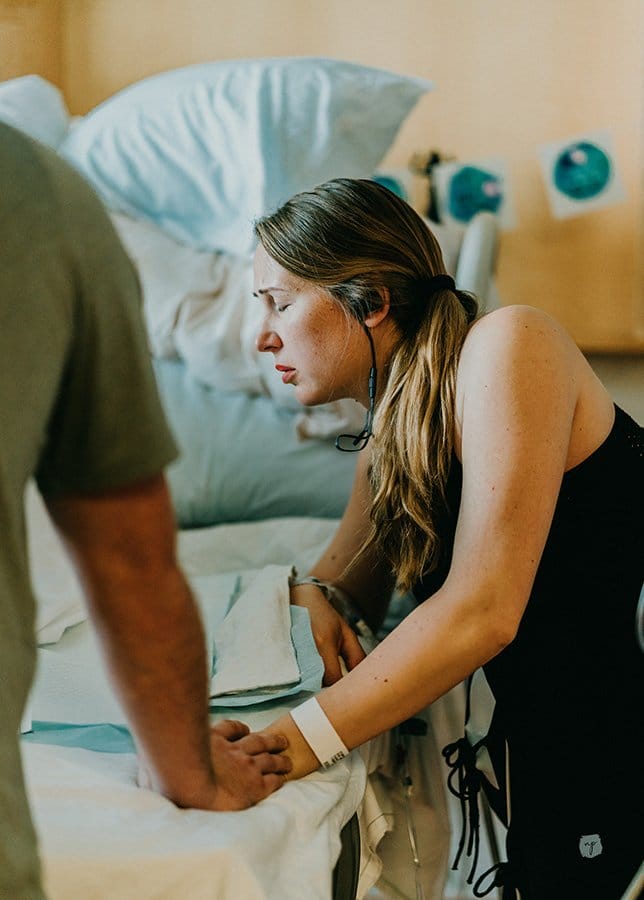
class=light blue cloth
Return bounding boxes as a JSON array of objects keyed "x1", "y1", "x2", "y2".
[
  {"x1": 22, "y1": 607, "x2": 323, "y2": 753},
  {"x1": 23, "y1": 722, "x2": 136, "y2": 754},
  {"x1": 0, "y1": 76, "x2": 70, "y2": 148},
  {"x1": 155, "y1": 358, "x2": 358, "y2": 526}
]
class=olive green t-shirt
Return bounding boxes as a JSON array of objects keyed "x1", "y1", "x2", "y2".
[{"x1": 0, "y1": 123, "x2": 178, "y2": 898}]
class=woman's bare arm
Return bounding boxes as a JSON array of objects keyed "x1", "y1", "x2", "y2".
[
  {"x1": 290, "y1": 448, "x2": 397, "y2": 683},
  {"x1": 308, "y1": 447, "x2": 396, "y2": 630}
]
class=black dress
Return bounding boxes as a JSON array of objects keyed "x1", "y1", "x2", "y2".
[{"x1": 413, "y1": 405, "x2": 643, "y2": 899}]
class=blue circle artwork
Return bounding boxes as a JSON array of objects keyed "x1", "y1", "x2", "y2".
[
  {"x1": 372, "y1": 173, "x2": 408, "y2": 201},
  {"x1": 553, "y1": 142, "x2": 611, "y2": 201},
  {"x1": 447, "y1": 166, "x2": 503, "y2": 223}
]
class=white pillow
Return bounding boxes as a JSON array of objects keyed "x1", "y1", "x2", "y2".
[
  {"x1": 61, "y1": 57, "x2": 431, "y2": 256},
  {"x1": 0, "y1": 75, "x2": 70, "y2": 148}
]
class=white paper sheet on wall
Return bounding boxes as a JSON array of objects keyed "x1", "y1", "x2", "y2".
[
  {"x1": 432, "y1": 157, "x2": 517, "y2": 231},
  {"x1": 536, "y1": 129, "x2": 626, "y2": 219}
]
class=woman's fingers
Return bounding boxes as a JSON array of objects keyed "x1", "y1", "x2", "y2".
[
  {"x1": 211, "y1": 719, "x2": 250, "y2": 741},
  {"x1": 234, "y1": 731, "x2": 288, "y2": 756},
  {"x1": 321, "y1": 647, "x2": 343, "y2": 685},
  {"x1": 255, "y1": 751, "x2": 293, "y2": 775},
  {"x1": 339, "y1": 620, "x2": 367, "y2": 670}
]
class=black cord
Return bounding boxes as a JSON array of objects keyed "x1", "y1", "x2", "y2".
[{"x1": 335, "y1": 324, "x2": 377, "y2": 453}]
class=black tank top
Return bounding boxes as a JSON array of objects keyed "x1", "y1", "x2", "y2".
[
  {"x1": 413, "y1": 405, "x2": 643, "y2": 731},
  {"x1": 412, "y1": 405, "x2": 643, "y2": 895}
]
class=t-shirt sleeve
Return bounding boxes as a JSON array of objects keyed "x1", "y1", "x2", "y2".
[{"x1": 35, "y1": 152, "x2": 179, "y2": 496}]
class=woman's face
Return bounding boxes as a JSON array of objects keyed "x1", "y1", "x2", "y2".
[{"x1": 253, "y1": 245, "x2": 371, "y2": 407}]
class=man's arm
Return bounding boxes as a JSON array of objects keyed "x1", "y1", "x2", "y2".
[{"x1": 45, "y1": 474, "x2": 290, "y2": 810}]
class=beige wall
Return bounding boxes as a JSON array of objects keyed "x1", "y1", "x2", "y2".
[
  {"x1": 0, "y1": 0, "x2": 62, "y2": 83},
  {"x1": 3, "y1": 0, "x2": 643, "y2": 350}
]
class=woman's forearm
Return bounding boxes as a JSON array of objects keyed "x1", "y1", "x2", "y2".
[{"x1": 265, "y1": 582, "x2": 513, "y2": 779}]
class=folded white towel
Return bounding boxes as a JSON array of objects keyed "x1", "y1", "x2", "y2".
[{"x1": 211, "y1": 565, "x2": 300, "y2": 697}]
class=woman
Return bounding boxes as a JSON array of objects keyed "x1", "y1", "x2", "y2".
[{"x1": 252, "y1": 178, "x2": 642, "y2": 899}]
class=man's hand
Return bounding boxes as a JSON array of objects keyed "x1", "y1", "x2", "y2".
[
  {"x1": 137, "y1": 719, "x2": 291, "y2": 811},
  {"x1": 206, "y1": 720, "x2": 292, "y2": 810},
  {"x1": 290, "y1": 584, "x2": 365, "y2": 685}
]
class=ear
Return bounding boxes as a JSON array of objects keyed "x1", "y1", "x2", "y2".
[{"x1": 363, "y1": 287, "x2": 391, "y2": 328}]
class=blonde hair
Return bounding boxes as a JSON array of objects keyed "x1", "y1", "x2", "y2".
[{"x1": 255, "y1": 178, "x2": 478, "y2": 590}]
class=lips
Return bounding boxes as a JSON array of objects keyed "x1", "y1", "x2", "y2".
[{"x1": 275, "y1": 364, "x2": 296, "y2": 385}]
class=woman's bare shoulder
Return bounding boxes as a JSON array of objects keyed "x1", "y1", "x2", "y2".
[
  {"x1": 453, "y1": 306, "x2": 580, "y2": 436},
  {"x1": 467, "y1": 304, "x2": 570, "y2": 345},
  {"x1": 458, "y1": 305, "x2": 576, "y2": 382},
  {"x1": 456, "y1": 305, "x2": 614, "y2": 469}
]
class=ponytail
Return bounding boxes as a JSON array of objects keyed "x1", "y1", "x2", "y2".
[{"x1": 364, "y1": 287, "x2": 476, "y2": 591}]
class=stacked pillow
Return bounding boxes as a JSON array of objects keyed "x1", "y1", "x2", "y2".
[{"x1": 60, "y1": 57, "x2": 431, "y2": 255}]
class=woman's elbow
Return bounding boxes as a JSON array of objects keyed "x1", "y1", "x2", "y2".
[
  {"x1": 487, "y1": 616, "x2": 518, "y2": 653},
  {"x1": 475, "y1": 590, "x2": 524, "y2": 654}
]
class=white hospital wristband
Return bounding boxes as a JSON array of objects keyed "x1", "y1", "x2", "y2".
[{"x1": 290, "y1": 697, "x2": 349, "y2": 769}]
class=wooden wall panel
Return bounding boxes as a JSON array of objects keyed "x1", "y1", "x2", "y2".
[
  {"x1": 3, "y1": 0, "x2": 642, "y2": 350},
  {"x1": 0, "y1": 0, "x2": 62, "y2": 84}
]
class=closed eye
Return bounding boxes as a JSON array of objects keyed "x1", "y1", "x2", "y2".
[{"x1": 252, "y1": 288, "x2": 293, "y2": 314}]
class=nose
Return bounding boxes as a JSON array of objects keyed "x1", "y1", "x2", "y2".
[{"x1": 255, "y1": 326, "x2": 283, "y2": 354}]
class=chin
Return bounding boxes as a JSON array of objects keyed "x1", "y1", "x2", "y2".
[{"x1": 294, "y1": 385, "x2": 331, "y2": 408}]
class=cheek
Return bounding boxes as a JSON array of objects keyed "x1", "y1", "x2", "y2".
[
  {"x1": 306, "y1": 305, "x2": 348, "y2": 349},
  {"x1": 293, "y1": 299, "x2": 351, "y2": 375},
  {"x1": 294, "y1": 314, "x2": 328, "y2": 359}
]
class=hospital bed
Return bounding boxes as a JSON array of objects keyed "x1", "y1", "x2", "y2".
[
  {"x1": 8, "y1": 60, "x2": 500, "y2": 899},
  {"x1": 24, "y1": 492, "x2": 382, "y2": 900}
]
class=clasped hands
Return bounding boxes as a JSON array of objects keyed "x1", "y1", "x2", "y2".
[
  {"x1": 137, "y1": 582, "x2": 364, "y2": 810},
  {"x1": 137, "y1": 719, "x2": 292, "y2": 811}
]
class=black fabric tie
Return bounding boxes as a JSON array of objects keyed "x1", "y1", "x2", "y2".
[
  {"x1": 442, "y1": 735, "x2": 484, "y2": 884},
  {"x1": 442, "y1": 736, "x2": 517, "y2": 898}
]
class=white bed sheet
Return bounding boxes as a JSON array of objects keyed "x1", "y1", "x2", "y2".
[
  {"x1": 22, "y1": 490, "x2": 390, "y2": 900},
  {"x1": 24, "y1": 719, "x2": 368, "y2": 900}
]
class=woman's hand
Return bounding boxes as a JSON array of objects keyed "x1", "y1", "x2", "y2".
[{"x1": 290, "y1": 583, "x2": 366, "y2": 685}]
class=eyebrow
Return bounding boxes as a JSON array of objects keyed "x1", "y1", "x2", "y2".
[{"x1": 252, "y1": 287, "x2": 291, "y2": 298}]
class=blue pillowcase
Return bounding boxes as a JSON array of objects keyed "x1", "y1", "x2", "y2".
[
  {"x1": 155, "y1": 359, "x2": 358, "y2": 526},
  {"x1": 60, "y1": 57, "x2": 431, "y2": 256}
]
